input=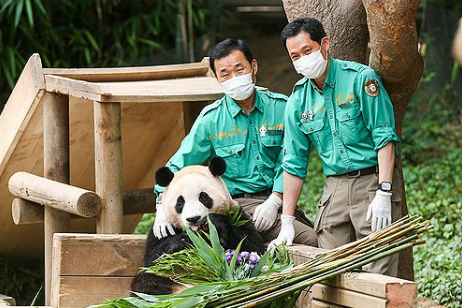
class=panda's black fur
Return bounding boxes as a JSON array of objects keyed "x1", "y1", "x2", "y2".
[{"x1": 131, "y1": 158, "x2": 266, "y2": 295}]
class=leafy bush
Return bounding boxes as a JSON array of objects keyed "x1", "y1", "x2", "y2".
[{"x1": 402, "y1": 64, "x2": 462, "y2": 307}]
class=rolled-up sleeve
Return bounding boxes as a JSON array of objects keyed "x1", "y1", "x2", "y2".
[
  {"x1": 272, "y1": 149, "x2": 284, "y2": 193},
  {"x1": 358, "y1": 68, "x2": 400, "y2": 151},
  {"x1": 282, "y1": 95, "x2": 310, "y2": 179}
]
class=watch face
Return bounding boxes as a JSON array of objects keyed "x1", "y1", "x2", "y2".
[{"x1": 380, "y1": 182, "x2": 392, "y2": 191}]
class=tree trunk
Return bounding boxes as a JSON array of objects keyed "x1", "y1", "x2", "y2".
[
  {"x1": 362, "y1": 0, "x2": 424, "y2": 281},
  {"x1": 282, "y1": 0, "x2": 424, "y2": 281},
  {"x1": 453, "y1": 18, "x2": 462, "y2": 65},
  {"x1": 282, "y1": 0, "x2": 369, "y2": 64}
]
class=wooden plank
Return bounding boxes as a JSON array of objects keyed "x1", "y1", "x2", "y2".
[
  {"x1": 311, "y1": 284, "x2": 387, "y2": 308},
  {"x1": 55, "y1": 276, "x2": 133, "y2": 308},
  {"x1": 94, "y1": 101, "x2": 123, "y2": 233},
  {"x1": 43, "y1": 91, "x2": 71, "y2": 306},
  {"x1": 44, "y1": 75, "x2": 224, "y2": 103},
  {"x1": 53, "y1": 233, "x2": 145, "y2": 276},
  {"x1": 0, "y1": 53, "x2": 45, "y2": 176},
  {"x1": 43, "y1": 61, "x2": 209, "y2": 82},
  {"x1": 44, "y1": 75, "x2": 108, "y2": 101},
  {"x1": 311, "y1": 299, "x2": 347, "y2": 308}
]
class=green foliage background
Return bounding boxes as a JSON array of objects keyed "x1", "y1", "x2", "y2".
[{"x1": 0, "y1": 0, "x2": 220, "y2": 90}]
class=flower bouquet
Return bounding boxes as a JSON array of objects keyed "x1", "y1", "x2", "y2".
[{"x1": 95, "y1": 214, "x2": 430, "y2": 308}]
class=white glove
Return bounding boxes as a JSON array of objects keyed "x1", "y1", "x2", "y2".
[
  {"x1": 366, "y1": 190, "x2": 392, "y2": 232},
  {"x1": 153, "y1": 205, "x2": 176, "y2": 239},
  {"x1": 253, "y1": 194, "x2": 283, "y2": 232},
  {"x1": 267, "y1": 215, "x2": 296, "y2": 251}
]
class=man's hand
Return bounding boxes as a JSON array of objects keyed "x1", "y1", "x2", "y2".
[
  {"x1": 366, "y1": 190, "x2": 392, "y2": 232},
  {"x1": 253, "y1": 194, "x2": 283, "y2": 232},
  {"x1": 153, "y1": 205, "x2": 176, "y2": 238},
  {"x1": 267, "y1": 215, "x2": 296, "y2": 251}
]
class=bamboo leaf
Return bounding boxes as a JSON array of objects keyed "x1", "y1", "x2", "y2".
[
  {"x1": 84, "y1": 30, "x2": 100, "y2": 52},
  {"x1": 33, "y1": 0, "x2": 46, "y2": 15},
  {"x1": 25, "y1": 0, "x2": 33, "y2": 26},
  {"x1": 14, "y1": 0, "x2": 25, "y2": 28}
]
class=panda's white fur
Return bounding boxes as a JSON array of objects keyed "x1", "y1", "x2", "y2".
[{"x1": 162, "y1": 165, "x2": 238, "y2": 229}]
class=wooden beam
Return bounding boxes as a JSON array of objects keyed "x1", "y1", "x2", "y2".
[
  {"x1": 43, "y1": 61, "x2": 209, "y2": 82},
  {"x1": 323, "y1": 272, "x2": 417, "y2": 303},
  {"x1": 8, "y1": 172, "x2": 102, "y2": 217},
  {"x1": 12, "y1": 188, "x2": 155, "y2": 225},
  {"x1": 94, "y1": 101, "x2": 123, "y2": 233},
  {"x1": 12, "y1": 198, "x2": 45, "y2": 225},
  {"x1": 43, "y1": 92, "x2": 70, "y2": 306}
]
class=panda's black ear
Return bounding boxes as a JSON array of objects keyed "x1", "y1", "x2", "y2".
[
  {"x1": 209, "y1": 157, "x2": 226, "y2": 177},
  {"x1": 155, "y1": 167, "x2": 174, "y2": 187}
]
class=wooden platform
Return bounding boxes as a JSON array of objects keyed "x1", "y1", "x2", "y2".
[
  {"x1": 0, "y1": 55, "x2": 223, "y2": 260},
  {"x1": 51, "y1": 233, "x2": 418, "y2": 308}
]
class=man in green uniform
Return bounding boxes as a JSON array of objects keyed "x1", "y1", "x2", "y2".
[
  {"x1": 271, "y1": 18, "x2": 403, "y2": 276},
  {"x1": 153, "y1": 38, "x2": 317, "y2": 247}
]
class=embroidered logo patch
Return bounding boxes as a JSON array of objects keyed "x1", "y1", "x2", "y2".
[{"x1": 365, "y1": 79, "x2": 380, "y2": 97}]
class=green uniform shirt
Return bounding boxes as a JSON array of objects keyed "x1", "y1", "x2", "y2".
[
  {"x1": 156, "y1": 89, "x2": 288, "y2": 196},
  {"x1": 282, "y1": 57, "x2": 400, "y2": 178}
]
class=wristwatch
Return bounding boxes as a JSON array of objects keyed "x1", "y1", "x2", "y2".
[{"x1": 378, "y1": 182, "x2": 393, "y2": 192}]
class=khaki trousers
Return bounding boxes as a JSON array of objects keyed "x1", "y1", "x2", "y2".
[
  {"x1": 235, "y1": 197, "x2": 318, "y2": 247},
  {"x1": 314, "y1": 169, "x2": 404, "y2": 276}
]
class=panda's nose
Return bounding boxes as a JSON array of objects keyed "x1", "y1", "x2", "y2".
[{"x1": 186, "y1": 215, "x2": 201, "y2": 224}]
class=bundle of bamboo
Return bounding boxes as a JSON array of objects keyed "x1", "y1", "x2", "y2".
[{"x1": 96, "y1": 215, "x2": 430, "y2": 308}]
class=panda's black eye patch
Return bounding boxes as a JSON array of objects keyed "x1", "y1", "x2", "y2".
[
  {"x1": 175, "y1": 196, "x2": 185, "y2": 213},
  {"x1": 199, "y1": 192, "x2": 213, "y2": 209}
]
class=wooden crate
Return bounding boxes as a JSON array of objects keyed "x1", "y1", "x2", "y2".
[{"x1": 52, "y1": 234, "x2": 417, "y2": 308}]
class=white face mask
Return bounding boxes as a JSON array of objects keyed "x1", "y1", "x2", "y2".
[
  {"x1": 293, "y1": 45, "x2": 328, "y2": 79},
  {"x1": 220, "y1": 72, "x2": 255, "y2": 101}
]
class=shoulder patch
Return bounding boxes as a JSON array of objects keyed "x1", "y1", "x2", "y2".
[
  {"x1": 293, "y1": 76, "x2": 309, "y2": 92},
  {"x1": 339, "y1": 60, "x2": 368, "y2": 73},
  {"x1": 265, "y1": 91, "x2": 288, "y2": 102},
  {"x1": 364, "y1": 79, "x2": 380, "y2": 97},
  {"x1": 200, "y1": 99, "x2": 223, "y2": 117}
]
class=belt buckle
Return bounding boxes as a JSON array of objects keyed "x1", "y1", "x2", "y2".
[{"x1": 346, "y1": 169, "x2": 361, "y2": 179}]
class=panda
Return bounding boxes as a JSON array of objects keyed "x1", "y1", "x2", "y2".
[{"x1": 131, "y1": 157, "x2": 266, "y2": 295}]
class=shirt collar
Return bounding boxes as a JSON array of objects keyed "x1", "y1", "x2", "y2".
[
  {"x1": 226, "y1": 89, "x2": 263, "y2": 117},
  {"x1": 309, "y1": 57, "x2": 337, "y2": 92}
]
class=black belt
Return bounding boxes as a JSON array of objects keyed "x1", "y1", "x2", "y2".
[
  {"x1": 332, "y1": 166, "x2": 378, "y2": 178},
  {"x1": 232, "y1": 189, "x2": 272, "y2": 199}
]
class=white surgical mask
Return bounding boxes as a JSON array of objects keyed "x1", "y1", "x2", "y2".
[
  {"x1": 220, "y1": 72, "x2": 255, "y2": 101},
  {"x1": 293, "y1": 46, "x2": 328, "y2": 79}
]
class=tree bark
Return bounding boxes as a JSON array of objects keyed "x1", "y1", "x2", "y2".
[
  {"x1": 282, "y1": 0, "x2": 424, "y2": 281},
  {"x1": 282, "y1": 0, "x2": 369, "y2": 64}
]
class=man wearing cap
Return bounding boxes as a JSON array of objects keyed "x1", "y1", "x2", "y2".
[
  {"x1": 271, "y1": 18, "x2": 403, "y2": 276},
  {"x1": 153, "y1": 38, "x2": 317, "y2": 247}
]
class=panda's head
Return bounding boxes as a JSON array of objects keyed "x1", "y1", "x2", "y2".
[{"x1": 156, "y1": 157, "x2": 237, "y2": 230}]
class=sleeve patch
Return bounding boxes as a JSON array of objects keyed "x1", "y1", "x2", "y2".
[{"x1": 365, "y1": 79, "x2": 380, "y2": 97}]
